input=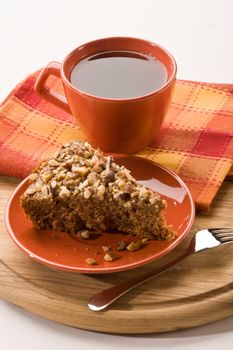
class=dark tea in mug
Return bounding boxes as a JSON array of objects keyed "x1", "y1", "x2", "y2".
[
  {"x1": 70, "y1": 50, "x2": 168, "y2": 99},
  {"x1": 35, "y1": 37, "x2": 176, "y2": 153}
]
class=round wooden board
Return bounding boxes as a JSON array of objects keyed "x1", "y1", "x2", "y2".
[{"x1": 0, "y1": 175, "x2": 233, "y2": 334}]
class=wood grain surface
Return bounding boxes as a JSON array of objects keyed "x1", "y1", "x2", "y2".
[{"x1": 0, "y1": 175, "x2": 233, "y2": 334}]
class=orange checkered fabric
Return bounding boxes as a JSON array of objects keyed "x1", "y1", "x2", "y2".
[{"x1": 0, "y1": 72, "x2": 232, "y2": 210}]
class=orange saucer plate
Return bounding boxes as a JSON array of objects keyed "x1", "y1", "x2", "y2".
[{"x1": 5, "y1": 156, "x2": 195, "y2": 274}]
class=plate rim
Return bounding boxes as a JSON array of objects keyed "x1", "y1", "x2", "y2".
[{"x1": 5, "y1": 156, "x2": 195, "y2": 274}]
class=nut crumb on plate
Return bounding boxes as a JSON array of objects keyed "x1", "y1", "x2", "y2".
[
  {"x1": 127, "y1": 241, "x2": 142, "y2": 252},
  {"x1": 102, "y1": 245, "x2": 111, "y2": 252},
  {"x1": 104, "y1": 252, "x2": 119, "y2": 262},
  {"x1": 79, "y1": 230, "x2": 90, "y2": 239},
  {"x1": 116, "y1": 241, "x2": 128, "y2": 251},
  {"x1": 85, "y1": 258, "x2": 97, "y2": 265}
]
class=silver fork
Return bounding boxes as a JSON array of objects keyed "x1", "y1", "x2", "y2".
[{"x1": 88, "y1": 228, "x2": 233, "y2": 311}]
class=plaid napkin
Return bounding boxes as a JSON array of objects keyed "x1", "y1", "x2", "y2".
[{"x1": 0, "y1": 71, "x2": 232, "y2": 211}]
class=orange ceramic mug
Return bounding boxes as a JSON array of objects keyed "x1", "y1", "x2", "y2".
[{"x1": 35, "y1": 37, "x2": 176, "y2": 153}]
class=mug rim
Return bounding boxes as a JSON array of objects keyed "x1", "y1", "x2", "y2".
[{"x1": 61, "y1": 36, "x2": 177, "y2": 102}]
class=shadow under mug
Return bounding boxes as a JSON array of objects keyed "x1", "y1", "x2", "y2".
[{"x1": 34, "y1": 37, "x2": 177, "y2": 154}]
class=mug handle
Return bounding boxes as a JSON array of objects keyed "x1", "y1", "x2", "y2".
[{"x1": 34, "y1": 61, "x2": 71, "y2": 114}]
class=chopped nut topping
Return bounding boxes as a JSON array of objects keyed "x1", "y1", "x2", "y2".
[
  {"x1": 48, "y1": 159, "x2": 60, "y2": 167},
  {"x1": 100, "y1": 170, "x2": 115, "y2": 184},
  {"x1": 26, "y1": 186, "x2": 37, "y2": 195},
  {"x1": 66, "y1": 171, "x2": 76, "y2": 179},
  {"x1": 105, "y1": 156, "x2": 111, "y2": 171},
  {"x1": 71, "y1": 155, "x2": 79, "y2": 163},
  {"x1": 24, "y1": 140, "x2": 163, "y2": 208},
  {"x1": 35, "y1": 182, "x2": 42, "y2": 191},
  {"x1": 53, "y1": 151, "x2": 60, "y2": 158},
  {"x1": 29, "y1": 173, "x2": 38, "y2": 182},
  {"x1": 59, "y1": 185, "x2": 71, "y2": 198},
  {"x1": 138, "y1": 188, "x2": 149, "y2": 198},
  {"x1": 96, "y1": 184, "x2": 105, "y2": 200},
  {"x1": 87, "y1": 172, "x2": 97, "y2": 184},
  {"x1": 72, "y1": 166, "x2": 89, "y2": 177},
  {"x1": 41, "y1": 185, "x2": 50, "y2": 196},
  {"x1": 118, "y1": 179, "x2": 126, "y2": 190},
  {"x1": 127, "y1": 241, "x2": 142, "y2": 252},
  {"x1": 124, "y1": 170, "x2": 135, "y2": 182},
  {"x1": 124, "y1": 201, "x2": 131, "y2": 209},
  {"x1": 84, "y1": 187, "x2": 92, "y2": 199},
  {"x1": 113, "y1": 191, "x2": 123, "y2": 201},
  {"x1": 41, "y1": 172, "x2": 53, "y2": 183},
  {"x1": 130, "y1": 192, "x2": 138, "y2": 198},
  {"x1": 79, "y1": 179, "x2": 89, "y2": 190},
  {"x1": 93, "y1": 179, "x2": 100, "y2": 189},
  {"x1": 104, "y1": 252, "x2": 119, "y2": 262},
  {"x1": 85, "y1": 258, "x2": 97, "y2": 265},
  {"x1": 51, "y1": 180, "x2": 57, "y2": 188},
  {"x1": 91, "y1": 164, "x2": 102, "y2": 173},
  {"x1": 56, "y1": 172, "x2": 66, "y2": 181},
  {"x1": 124, "y1": 182, "x2": 133, "y2": 193}
]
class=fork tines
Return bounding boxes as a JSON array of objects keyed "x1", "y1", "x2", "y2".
[
  {"x1": 209, "y1": 228, "x2": 233, "y2": 243},
  {"x1": 209, "y1": 228, "x2": 233, "y2": 234}
]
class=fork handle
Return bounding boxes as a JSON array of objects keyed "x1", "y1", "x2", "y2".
[{"x1": 88, "y1": 250, "x2": 192, "y2": 311}]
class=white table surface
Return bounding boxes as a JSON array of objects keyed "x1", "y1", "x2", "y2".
[{"x1": 1, "y1": 0, "x2": 233, "y2": 349}]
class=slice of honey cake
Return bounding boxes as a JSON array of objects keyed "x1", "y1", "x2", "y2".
[{"x1": 20, "y1": 141, "x2": 175, "y2": 241}]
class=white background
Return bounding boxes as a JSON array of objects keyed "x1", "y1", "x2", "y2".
[{"x1": 0, "y1": 0, "x2": 233, "y2": 349}]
